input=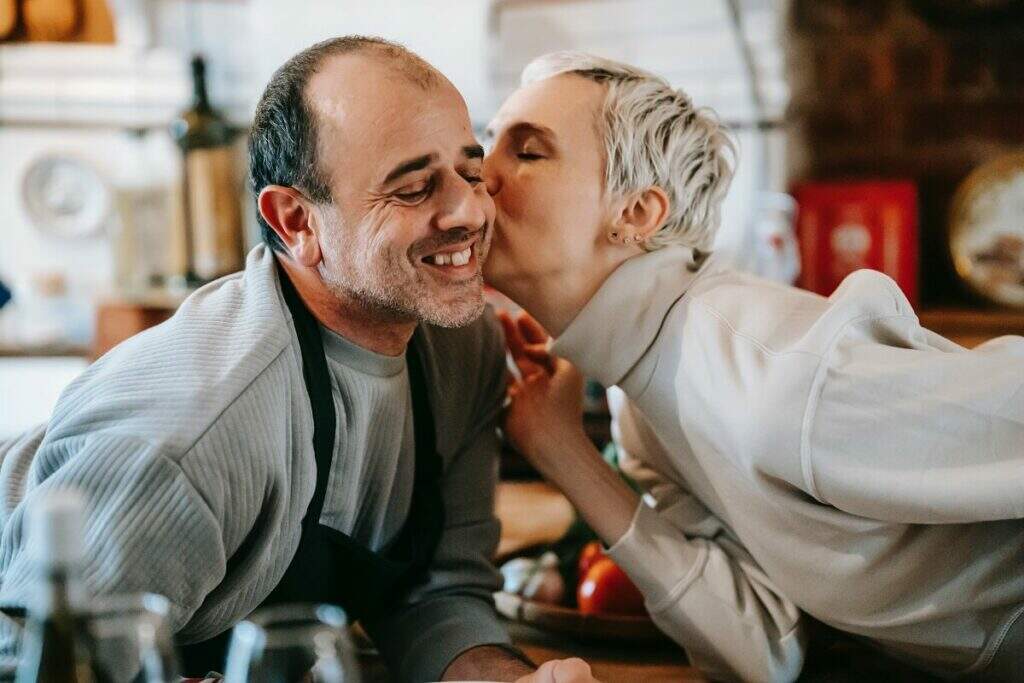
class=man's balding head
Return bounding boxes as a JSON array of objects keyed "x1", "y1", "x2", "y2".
[
  {"x1": 251, "y1": 36, "x2": 493, "y2": 331},
  {"x1": 249, "y1": 36, "x2": 444, "y2": 252}
]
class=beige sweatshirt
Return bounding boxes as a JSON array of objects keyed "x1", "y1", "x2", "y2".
[{"x1": 552, "y1": 246, "x2": 1024, "y2": 682}]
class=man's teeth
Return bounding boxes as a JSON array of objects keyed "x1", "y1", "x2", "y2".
[
  {"x1": 451, "y1": 247, "x2": 471, "y2": 266},
  {"x1": 432, "y1": 247, "x2": 472, "y2": 267}
]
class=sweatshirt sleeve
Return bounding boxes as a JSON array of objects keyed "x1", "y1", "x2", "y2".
[
  {"x1": 609, "y1": 502, "x2": 805, "y2": 683},
  {"x1": 0, "y1": 432, "x2": 226, "y2": 634},
  {"x1": 805, "y1": 314, "x2": 1024, "y2": 524},
  {"x1": 609, "y1": 396, "x2": 806, "y2": 683}
]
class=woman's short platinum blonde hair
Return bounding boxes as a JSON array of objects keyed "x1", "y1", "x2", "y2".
[{"x1": 521, "y1": 51, "x2": 736, "y2": 252}]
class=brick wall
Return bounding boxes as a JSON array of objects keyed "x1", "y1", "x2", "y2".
[{"x1": 785, "y1": 0, "x2": 1024, "y2": 305}]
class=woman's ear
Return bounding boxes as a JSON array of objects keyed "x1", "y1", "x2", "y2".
[
  {"x1": 258, "y1": 185, "x2": 323, "y2": 267},
  {"x1": 609, "y1": 186, "x2": 670, "y2": 244}
]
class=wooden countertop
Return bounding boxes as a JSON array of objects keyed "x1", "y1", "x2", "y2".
[
  {"x1": 492, "y1": 480, "x2": 702, "y2": 682},
  {"x1": 918, "y1": 306, "x2": 1024, "y2": 348}
]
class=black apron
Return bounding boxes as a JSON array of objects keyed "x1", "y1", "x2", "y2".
[{"x1": 178, "y1": 265, "x2": 446, "y2": 676}]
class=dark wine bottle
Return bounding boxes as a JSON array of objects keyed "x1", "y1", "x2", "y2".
[
  {"x1": 170, "y1": 54, "x2": 244, "y2": 285},
  {"x1": 15, "y1": 491, "x2": 99, "y2": 683}
]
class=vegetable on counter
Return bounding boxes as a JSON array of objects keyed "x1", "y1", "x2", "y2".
[
  {"x1": 500, "y1": 551, "x2": 565, "y2": 605},
  {"x1": 577, "y1": 540, "x2": 606, "y2": 581},
  {"x1": 577, "y1": 557, "x2": 646, "y2": 616},
  {"x1": 499, "y1": 441, "x2": 649, "y2": 616}
]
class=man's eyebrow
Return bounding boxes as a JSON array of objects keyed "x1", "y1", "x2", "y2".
[
  {"x1": 383, "y1": 153, "x2": 436, "y2": 184},
  {"x1": 463, "y1": 144, "x2": 484, "y2": 160}
]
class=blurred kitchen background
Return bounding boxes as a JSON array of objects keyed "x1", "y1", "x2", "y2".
[{"x1": 3, "y1": 0, "x2": 1024, "y2": 440}]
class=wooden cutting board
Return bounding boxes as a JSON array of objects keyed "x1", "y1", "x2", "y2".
[
  {"x1": 495, "y1": 481, "x2": 575, "y2": 561},
  {"x1": 0, "y1": 0, "x2": 18, "y2": 39},
  {"x1": 11, "y1": 0, "x2": 113, "y2": 43},
  {"x1": 22, "y1": 0, "x2": 81, "y2": 41}
]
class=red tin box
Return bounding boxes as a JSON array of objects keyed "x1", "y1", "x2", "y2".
[{"x1": 792, "y1": 181, "x2": 918, "y2": 306}]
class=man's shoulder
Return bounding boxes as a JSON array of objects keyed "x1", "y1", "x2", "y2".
[{"x1": 46, "y1": 247, "x2": 299, "y2": 458}]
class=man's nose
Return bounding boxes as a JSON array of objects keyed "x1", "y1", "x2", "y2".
[{"x1": 436, "y1": 179, "x2": 488, "y2": 232}]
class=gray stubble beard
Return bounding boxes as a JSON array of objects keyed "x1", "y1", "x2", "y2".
[{"x1": 319, "y1": 232, "x2": 487, "y2": 329}]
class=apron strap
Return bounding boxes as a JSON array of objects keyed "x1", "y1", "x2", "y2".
[{"x1": 276, "y1": 262, "x2": 337, "y2": 526}]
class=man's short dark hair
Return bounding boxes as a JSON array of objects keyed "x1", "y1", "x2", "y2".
[{"x1": 248, "y1": 35, "x2": 440, "y2": 252}]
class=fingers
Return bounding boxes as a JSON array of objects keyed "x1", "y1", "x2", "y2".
[
  {"x1": 529, "y1": 658, "x2": 596, "y2": 683},
  {"x1": 524, "y1": 345, "x2": 555, "y2": 374},
  {"x1": 516, "y1": 311, "x2": 550, "y2": 345},
  {"x1": 501, "y1": 310, "x2": 549, "y2": 375},
  {"x1": 498, "y1": 309, "x2": 528, "y2": 358},
  {"x1": 514, "y1": 311, "x2": 554, "y2": 373},
  {"x1": 552, "y1": 657, "x2": 595, "y2": 682},
  {"x1": 515, "y1": 354, "x2": 547, "y2": 381},
  {"x1": 499, "y1": 309, "x2": 547, "y2": 380}
]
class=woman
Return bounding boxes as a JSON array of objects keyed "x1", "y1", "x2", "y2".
[{"x1": 481, "y1": 52, "x2": 1024, "y2": 682}]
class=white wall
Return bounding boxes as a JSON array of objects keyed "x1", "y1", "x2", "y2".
[
  {"x1": 0, "y1": 357, "x2": 88, "y2": 440},
  {"x1": 149, "y1": 0, "x2": 495, "y2": 124},
  {"x1": 245, "y1": 0, "x2": 493, "y2": 123},
  {"x1": 0, "y1": 126, "x2": 179, "y2": 299}
]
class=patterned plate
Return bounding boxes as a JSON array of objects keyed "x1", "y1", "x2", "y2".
[{"x1": 949, "y1": 152, "x2": 1024, "y2": 308}]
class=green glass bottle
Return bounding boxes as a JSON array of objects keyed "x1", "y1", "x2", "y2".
[{"x1": 170, "y1": 54, "x2": 244, "y2": 285}]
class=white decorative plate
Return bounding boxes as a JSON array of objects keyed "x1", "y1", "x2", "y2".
[
  {"x1": 21, "y1": 154, "x2": 111, "y2": 239},
  {"x1": 949, "y1": 153, "x2": 1024, "y2": 308}
]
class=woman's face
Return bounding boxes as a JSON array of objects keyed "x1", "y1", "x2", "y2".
[{"x1": 482, "y1": 75, "x2": 610, "y2": 294}]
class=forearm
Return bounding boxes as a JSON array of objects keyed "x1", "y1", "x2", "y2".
[
  {"x1": 442, "y1": 644, "x2": 535, "y2": 681},
  {"x1": 0, "y1": 443, "x2": 223, "y2": 634},
  {"x1": 607, "y1": 503, "x2": 806, "y2": 682},
  {"x1": 534, "y1": 427, "x2": 640, "y2": 547}
]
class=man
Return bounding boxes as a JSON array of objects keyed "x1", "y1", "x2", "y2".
[{"x1": 0, "y1": 37, "x2": 597, "y2": 683}]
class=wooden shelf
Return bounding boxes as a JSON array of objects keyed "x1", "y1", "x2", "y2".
[
  {"x1": 919, "y1": 307, "x2": 1024, "y2": 348},
  {"x1": 0, "y1": 343, "x2": 90, "y2": 358}
]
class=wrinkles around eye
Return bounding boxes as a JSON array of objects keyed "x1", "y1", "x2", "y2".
[{"x1": 393, "y1": 180, "x2": 433, "y2": 201}]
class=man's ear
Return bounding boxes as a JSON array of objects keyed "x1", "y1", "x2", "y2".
[
  {"x1": 610, "y1": 186, "x2": 670, "y2": 243},
  {"x1": 258, "y1": 185, "x2": 323, "y2": 267}
]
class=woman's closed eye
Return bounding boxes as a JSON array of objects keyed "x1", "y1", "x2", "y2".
[{"x1": 516, "y1": 140, "x2": 546, "y2": 161}]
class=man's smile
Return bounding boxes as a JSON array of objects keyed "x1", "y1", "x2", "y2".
[{"x1": 417, "y1": 235, "x2": 483, "y2": 280}]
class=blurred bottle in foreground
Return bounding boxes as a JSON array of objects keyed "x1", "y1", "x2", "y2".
[
  {"x1": 171, "y1": 54, "x2": 245, "y2": 286},
  {"x1": 15, "y1": 489, "x2": 100, "y2": 683}
]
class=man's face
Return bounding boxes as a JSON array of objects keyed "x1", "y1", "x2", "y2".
[
  {"x1": 482, "y1": 74, "x2": 608, "y2": 293},
  {"x1": 306, "y1": 55, "x2": 494, "y2": 328}
]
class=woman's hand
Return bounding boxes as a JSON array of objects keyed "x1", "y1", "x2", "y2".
[
  {"x1": 499, "y1": 309, "x2": 554, "y2": 377},
  {"x1": 499, "y1": 311, "x2": 587, "y2": 477},
  {"x1": 499, "y1": 310, "x2": 640, "y2": 547}
]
